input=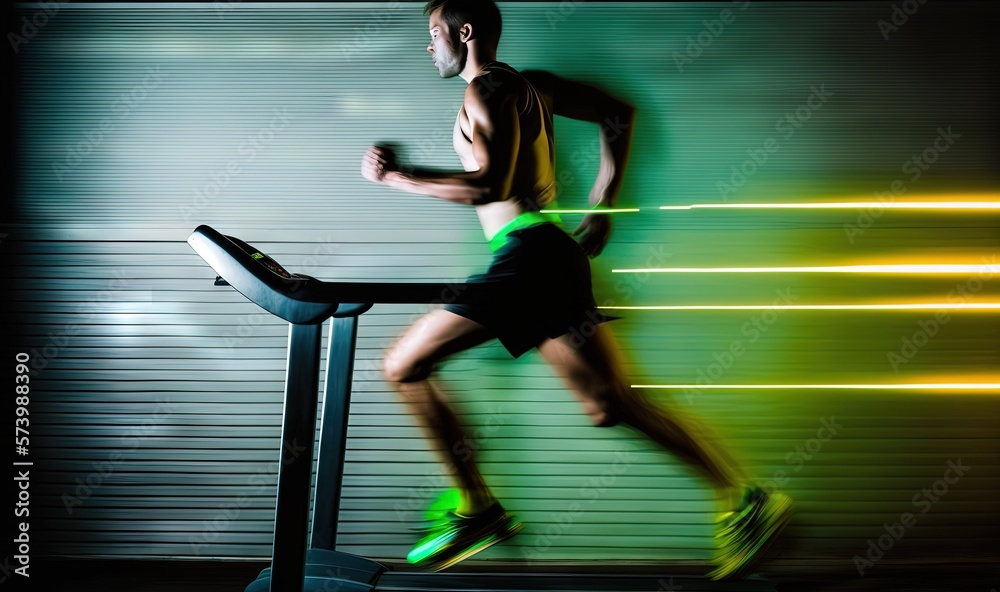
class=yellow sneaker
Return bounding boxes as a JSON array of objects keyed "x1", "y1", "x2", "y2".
[{"x1": 708, "y1": 488, "x2": 794, "y2": 581}]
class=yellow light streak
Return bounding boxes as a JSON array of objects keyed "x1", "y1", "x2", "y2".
[
  {"x1": 612, "y1": 264, "x2": 998, "y2": 274},
  {"x1": 599, "y1": 303, "x2": 1000, "y2": 311},
  {"x1": 632, "y1": 383, "x2": 1000, "y2": 390},
  {"x1": 660, "y1": 201, "x2": 1000, "y2": 210}
]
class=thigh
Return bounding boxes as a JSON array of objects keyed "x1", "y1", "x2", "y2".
[
  {"x1": 536, "y1": 324, "x2": 630, "y2": 409},
  {"x1": 384, "y1": 309, "x2": 496, "y2": 380}
]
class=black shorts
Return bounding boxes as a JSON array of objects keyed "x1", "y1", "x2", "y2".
[{"x1": 444, "y1": 222, "x2": 616, "y2": 358}]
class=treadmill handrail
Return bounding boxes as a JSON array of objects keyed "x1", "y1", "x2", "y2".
[{"x1": 188, "y1": 225, "x2": 506, "y2": 324}]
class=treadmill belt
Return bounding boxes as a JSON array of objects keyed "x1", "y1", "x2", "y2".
[{"x1": 375, "y1": 572, "x2": 779, "y2": 592}]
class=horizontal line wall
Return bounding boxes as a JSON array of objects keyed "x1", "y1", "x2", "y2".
[{"x1": 7, "y1": 1, "x2": 1000, "y2": 567}]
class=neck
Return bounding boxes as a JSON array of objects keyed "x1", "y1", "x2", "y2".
[{"x1": 460, "y1": 49, "x2": 499, "y2": 83}]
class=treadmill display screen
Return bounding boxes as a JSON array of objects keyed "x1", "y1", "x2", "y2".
[
  {"x1": 225, "y1": 235, "x2": 295, "y2": 279},
  {"x1": 251, "y1": 250, "x2": 293, "y2": 279}
]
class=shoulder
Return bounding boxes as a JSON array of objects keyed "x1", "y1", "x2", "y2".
[
  {"x1": 520, "y1": 69, "x2": 555, "y2": 92},
  {"x1": 520, "y1": 69, "x2": 556, "y2": 108},
  {"x1": 465, "y1": 67, "x2": 519, "y2": 111},
  {"x1": 521, "y1": 69, "x2": 555, "y2": 88}
]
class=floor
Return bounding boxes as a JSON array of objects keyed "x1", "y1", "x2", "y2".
[{"x1": 25, "y1": 558, "x2": 1000, "y2": 592}]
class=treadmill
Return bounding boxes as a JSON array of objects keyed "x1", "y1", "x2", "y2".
[{"x1": 187, "y1": 225, "x2": 780, "y2": 592}]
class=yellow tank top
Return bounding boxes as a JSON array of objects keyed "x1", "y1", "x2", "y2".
[{"x1": 477, "y1": 61, "x2": 558, "y2": 212}]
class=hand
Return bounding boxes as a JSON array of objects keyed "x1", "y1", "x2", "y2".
[
  {"x1": 361, "y1": 145, "x2": 398, "y2": 184},
  {"x1": 573, "y1": 213, "x2": 612, "y2": 258}
]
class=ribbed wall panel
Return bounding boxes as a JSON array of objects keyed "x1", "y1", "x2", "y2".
[{"x1": 8, "y1": 1, "x2": 999, "y2": 567}]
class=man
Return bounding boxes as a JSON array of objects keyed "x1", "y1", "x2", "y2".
[{"x1": 360, "y1": 0, "x2": 792, "y2": 579}]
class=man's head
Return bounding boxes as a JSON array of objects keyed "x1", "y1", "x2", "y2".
[{"x1": 424, "y1": 0, "x2": 502, "y2": 78}]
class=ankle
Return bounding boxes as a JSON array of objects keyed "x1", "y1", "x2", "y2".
[
  {"x1": 457, "y1": 493, "x2": 497, "y2": 516},
  {"x1": 719, "y1": 484, "x2": 749, "y2": 512}
]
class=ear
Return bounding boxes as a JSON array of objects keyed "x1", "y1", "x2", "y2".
[{"x1": 460, "y1": 23, "x2": 473, "y2": 42}]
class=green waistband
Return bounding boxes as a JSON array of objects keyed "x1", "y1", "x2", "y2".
[{"x1": 487, "y1": 211, "x2": 561, "y2": 252}]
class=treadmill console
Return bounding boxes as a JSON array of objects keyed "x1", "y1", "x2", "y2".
[{"x1": 225, "y1": 235, "x2": 294, "y2": 279}]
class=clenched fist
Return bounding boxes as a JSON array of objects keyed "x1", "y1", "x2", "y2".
[
  {"x1": 573, "y1": 213, "x2": 612, "y2": 258},
  {"x1": 361, "y1": 145, "x2": 398, "y2": 184}
]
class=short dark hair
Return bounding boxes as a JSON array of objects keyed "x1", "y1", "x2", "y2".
[{"x1": 424, "y1": 0, "x2": 502, "y2": 47}]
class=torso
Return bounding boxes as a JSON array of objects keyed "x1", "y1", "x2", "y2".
[{"x1": 453, "y1": 62, "x2": 556, "y2": 240}]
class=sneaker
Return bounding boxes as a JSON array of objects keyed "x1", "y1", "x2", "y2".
[
  {"x1": 708, "y1": 487, "x2": 793, "y2": 581},
  {"x1": 406, "y1": 503, "x2": 523, "y2": 571}
]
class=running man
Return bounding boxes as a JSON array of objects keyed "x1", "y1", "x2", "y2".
[{"x1": 360, "y1": 0, "x2": 792, "y2": 579}]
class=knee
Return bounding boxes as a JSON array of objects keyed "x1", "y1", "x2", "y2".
[
  {"x1": 382, "y1": 348, "x2": 430, "y2": 384},
  {"x1": 586, "y1": 395, "x2": 624, "y2": 428},
  {"x1": 584, "y1": 381, "x2": 645, "y2": 428},
  {"x1": 591, "y1": 409, "x2": 622, "y2": 428}
]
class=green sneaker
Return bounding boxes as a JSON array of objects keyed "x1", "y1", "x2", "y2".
[
  {"x1": 708, "y1": 487, "x2": 793, "y2": 581},
  {"x1": 406, "y1": 502, "x2": 523, "y2": 571}
]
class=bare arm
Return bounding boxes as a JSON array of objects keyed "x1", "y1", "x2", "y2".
[
  {"x1": 522, "y1": 69, "x2": 635, "y2": 209},
  {"x1": 522, "y1": 70, "x2": 634, "y2": 257},
  {"x1": 361, "y1": 77, "x2": 519, "y2": 206}
]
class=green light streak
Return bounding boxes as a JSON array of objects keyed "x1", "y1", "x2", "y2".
[
  {"x1": 633, "y1": 383, "x2": 1000, "y2": 390},
  {"x1": 612, "y1": 264, "x2": 998, "y2": 274},
  {"x1": 660, "y1": 201, "x2": 1000, "y2": 210},
  {"x1": 600, "y1": 303, "x2": 1000, "y2": 311},
  {"x1": 541, "y1": 208, "x2": 640, "y2": 214}
]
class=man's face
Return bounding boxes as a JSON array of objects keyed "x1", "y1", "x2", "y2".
[{"x1": 427, "y1": 8, "x2": 464, "y2": 78}]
